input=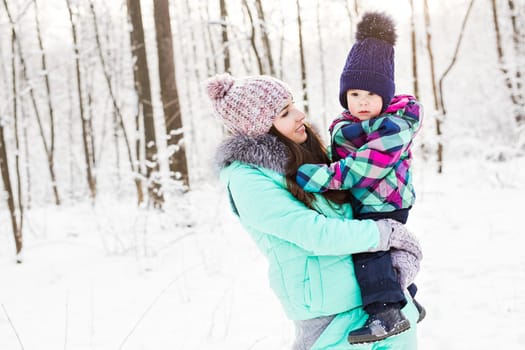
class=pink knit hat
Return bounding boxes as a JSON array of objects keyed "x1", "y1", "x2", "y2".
[{"x1": 206, "y1": 73, "x2": 293, "y2": 136}]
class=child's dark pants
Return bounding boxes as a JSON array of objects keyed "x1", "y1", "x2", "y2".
[{"x1": 353, "y1": 209, "x2": 417, "y2": 313}]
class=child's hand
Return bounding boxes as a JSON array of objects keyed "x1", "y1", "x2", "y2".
[{"x1": 296, "y1": 164, "x2": 330, "y2": 193}]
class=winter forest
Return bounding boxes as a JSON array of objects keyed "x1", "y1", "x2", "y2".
[{"x1": 1, "y1": 0, "x2": 525, "y2": 349}]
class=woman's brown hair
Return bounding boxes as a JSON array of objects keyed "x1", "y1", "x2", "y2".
[{"x1": 269, "y1": 124, "x2": 349, "y2": 209}]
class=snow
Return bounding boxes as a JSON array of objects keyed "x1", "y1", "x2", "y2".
[
  {"x1": 1, "y1": 0, "x2": 524, "y2": 348},
  {"x1": 1, "y1": 156, "x2": 525, "y2": 350}
]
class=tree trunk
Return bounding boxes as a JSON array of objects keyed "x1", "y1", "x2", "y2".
[
  {"x1": 183, "y1": 0, "x2": 203, "y2": 84},
  {"x1": 230, "y1": 4, "x2": 256, "y2": 74},
  {"x1": 3, "y1": 0, "x2": 62, "y2": 204},
  {"x1": 33, "y1": 0, "x2": 60, "y2": 205},
  {"x1": 353, "y1": 0, "x2": 360, "y2": 15},
  {"x1": 506, "y1": 0, "x2": 525, "y2": 125},
  {"x1": 409, "y1": 0, "x2": 420, "y2": 99},
  {"x1": 409, "y1": 0, "x2": 427, "y2": 160},
  {"x1": 65, "y1": 0, "x2": 97, "y2": 199},
  {"x1": 422, "y1": 0, "x2": 442, "y2": 173},
  {"x1": 11, "y1": 19, "x2": 24, "y2": 254},
  {"x1": 219, "y1": 0, "x2": 231, "y2": 73},
  {"x1": 21, "y1": 102, "x2": 31, "y2": 209},
  {"x1": 0, "y1": 120, "x2": 22, "y2": 258},
  {"x1": 344, "y1": 0, "x2": 358, "y2": 44},
  {"x1": 296, "y1": 0, "x2": 309, "y2": 115},
  {"x1": 424, "y1": 0, "x2": 475, "y2": 173},
  {"x1": 200, "y1": 1, "x2": 217, "y2": 76},
  {"x1": 154, "y1": 0, "x2": 190, "y2": 189},
  {"x1": 437, "y1": 0, "x2": 475, "y2": 115},
  {"x1": 492, "y1": 0, "x2": 525, "y2": 125},
  {"x1": 277, "y1": 3, "x2": 285, "y2": 78},
  {"x1": 64, "y1": 68, "x2": 76, "y2": 200},
  {"x1": 89, "y1": 0, "x2": 144, "y2": 204},
  {"x1": 127, "y1": 0, "x2": 163, "y2": 208},
  {"x1": 254, "y1": 0, "x2": 275, "y2": 75},
  {"x1": 1, "y1": 13, "x2": 23, "y2": 259},
  {"x1": 173, "y1": 0, "x2": 198, "y2": 148},
  {"x1": 86, "y1": 72, "x2": 96, "y2": 168},
  {"x1": 243, "y1": 0, "x2": 264, "y2": 74},
  {"x1": 423, "y1": 0, "x2": 439, "y2": 112},
  {"x1": 316, "y1": 0, "x2": 328, "y2": 132}
]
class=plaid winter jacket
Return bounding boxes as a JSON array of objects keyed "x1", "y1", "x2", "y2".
[{"x1": 296, "y1": 95, "x2": 422, "y2": 214}]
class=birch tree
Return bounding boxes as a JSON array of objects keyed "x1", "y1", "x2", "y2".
[
  {"x1": 491, "y1": 0, "x2": 525, "y2": 129},
  {"x1": 89, "y1": 0, "x2": 144, "y2": 204},
  {"x1": 316, "y1": 0, "x2": 328, "y2": 131},
  {"x1": 66, "y1": 0, "x2": 97, "y2": 199},
  {"x1": 0, "y1": 5, "x2": 23, "y2": 260},
  {"x1": 296, "y1": 0, "x2": 309, "y2": 115},
  {"x1": 254, "y1": 0, "x2": 275, "y2": 75},
  {"x1": 243, "y1": 0, "x2": 264, "y2": 74},
  {"x1": 33, "y1": 0, "x2": 60, "y2": 205},
  {"x1": 200, "y1": 1, "x2": 217, "y2": 76},
  {"x1": 3, "y1": 0, "x2": 62, "y2": 204},
  {"x1": 344, "y1": 0, "x2": 359, "y2": 42},
  {"x1": 183, "y1": 0, "x2": 203, "y2": 86},
  {"x1": 409, "y1": 0, "x2": 420, "y2": 99},
  {"x1": 219, "y1": 0, "x2": 231, "y2": 73},
  {"x1": 423, "y1": 0, "x2": 475, "y2": 173},
  {"x1": 10, "y1": 15, "x2": 23, "y2": 255},
  {"x1": 0, "y1": 117, "x2": 22, "y2": 259}
]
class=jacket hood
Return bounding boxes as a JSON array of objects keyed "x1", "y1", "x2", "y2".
[{"x1": 215, "y1": 133, "x2": 289, "y2": 173}]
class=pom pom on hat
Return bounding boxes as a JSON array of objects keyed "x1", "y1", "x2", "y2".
[
  {"x1": 206, "y1": 73, "x2": 234, "y2": 100},
  {"x1": 205, "y1": 73, "x2": 293, "y2": 137},
  {"x1": 356, "y1": 12, "x2": 397, "y2": 46}
]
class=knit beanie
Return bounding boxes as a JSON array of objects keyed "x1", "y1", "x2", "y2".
[
  {"x1": 206, "y1": 73, "x2": 293, "y2": 136},
  {"x1": 339, "y1": 12, "x2": 397, "y2": 112}
]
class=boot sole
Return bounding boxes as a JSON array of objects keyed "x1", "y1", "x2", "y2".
[
  {"x1": 348, "y1": 319, "x2": 411, "y2": 344},
  {"x1": 417, "y1": 306, "x2": 426, "y2": 323},
  {"x1": 413, "y1": 299, "x2": 426, "y2": 323}
]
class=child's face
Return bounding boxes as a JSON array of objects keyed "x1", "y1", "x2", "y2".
[
  {"x1": 346, "y1": 89, "x2": 383, "y2": 120},
  {"x1": 273, "y1": 100, "x2": 307, "y2": 144}
]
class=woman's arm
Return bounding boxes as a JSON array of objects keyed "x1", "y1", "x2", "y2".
[{"x1": 227, "y1": 164, "x2": 383, "y2": 256}]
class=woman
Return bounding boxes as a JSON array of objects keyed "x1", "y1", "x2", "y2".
[{"x1": 207, "y1": 73, "x2": 421, "y2": 349}]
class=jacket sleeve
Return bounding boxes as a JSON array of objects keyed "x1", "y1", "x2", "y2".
[
  {"x1": 297, "y1": 100, "x2": 422, "y2": 192},
  {"x1": 227, "y1": 165, "x2": 382, "y2": 256}
]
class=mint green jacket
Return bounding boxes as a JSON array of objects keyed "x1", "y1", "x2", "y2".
[
  {"x1": 218, "y1": 135, "x2": 418, "y2": 349},
  {"x1": 221, "y1": 160, "x2": 381, "y2": 317}
]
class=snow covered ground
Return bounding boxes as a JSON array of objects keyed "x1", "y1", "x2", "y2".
[{"x1": 1, "y1": 156, "x2": 525, "y2": 350}]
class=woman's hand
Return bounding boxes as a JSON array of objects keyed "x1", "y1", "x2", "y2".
[
  {"x1": 387, "y1": 219, "x2": 422, "y2": 260},
  {"x1": 391, "y1": 248, "x2": 420, "y2": 289},
  {"x1": 376, "y1": 219, "x2": 422, "y2": 260},
  {"x1": 376, "y1": 219, "x2": 422, "y2": 288}
]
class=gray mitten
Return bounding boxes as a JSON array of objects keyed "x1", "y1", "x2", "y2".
[
  {"x1": 391, "y1": 248, "x2": 420, "y2": 289},
  {"x1": 375, "y1": 219, "x2": 423, "y2": 260}
]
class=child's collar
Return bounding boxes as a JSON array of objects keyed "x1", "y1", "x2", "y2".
[
  {"x1": 328, "y1": 111, "x2": 360, "y2": 132},
  {"x1": 341, "y1": 110, "x2": 362, "y2": 122}
]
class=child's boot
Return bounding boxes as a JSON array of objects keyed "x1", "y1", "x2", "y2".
[
  {"x1": 348, "y1": 305, "x2": 410, "y2": 344},
  {"x1": 413, "y1": 298, "x2": 426, "y2": 323}
]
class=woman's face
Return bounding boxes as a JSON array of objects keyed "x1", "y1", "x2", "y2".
[
  {"x1": 272, "y1": 101, "x2": 307, "y2": 144},
  {"x1": 346, "y1": 89, "x2": 383, "y2": 120}
]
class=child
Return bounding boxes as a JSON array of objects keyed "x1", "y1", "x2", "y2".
[{"x1": 296, "y1": 12, "x2": 424, "y2": 344}]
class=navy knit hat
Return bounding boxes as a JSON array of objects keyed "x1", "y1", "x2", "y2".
[{"x1": 339, "y1": 12, "x2": 397, "y2": 112}]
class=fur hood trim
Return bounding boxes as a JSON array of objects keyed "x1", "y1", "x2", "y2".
[{"x1": 215, "y1": 134, "x2": 288, "y2": 173}]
